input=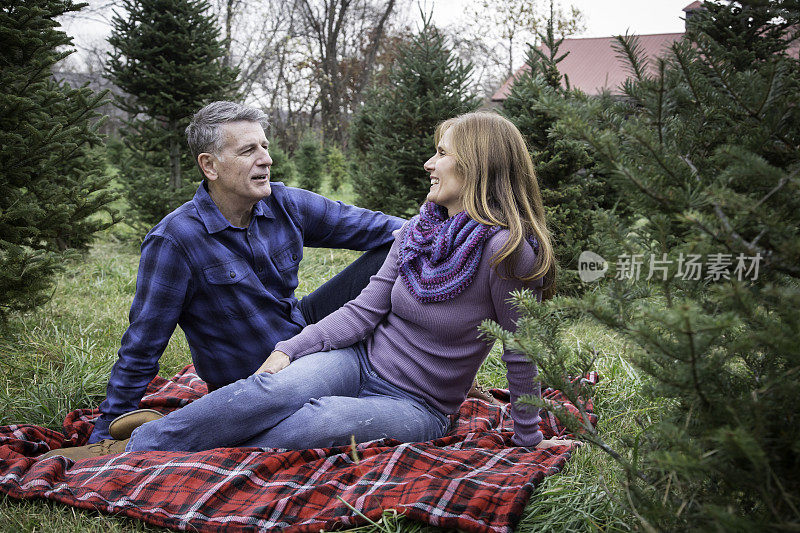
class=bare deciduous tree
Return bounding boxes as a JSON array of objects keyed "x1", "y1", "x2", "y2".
[
  {"x1": 205, "y1": 0, "x2": 314, "y2": 149},
  {"x1": 295, "y1": 0, "x2": 401, "y2": 146},
  {"x1": 462, "y1": 0, "x2": 584, "y2": 83}
]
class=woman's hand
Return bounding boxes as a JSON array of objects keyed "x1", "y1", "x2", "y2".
[
  {"x1": 535, "y1": 438, "x2": 578, "y2": 449},
  {"x1": 256, "y1": 351, "x2": 290, "y2": 374}
]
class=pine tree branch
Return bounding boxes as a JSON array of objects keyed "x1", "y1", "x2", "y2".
[
  {"x1": 698, "y1": 39, "x2": 796, "y2": 152},
  {"x1": 678, "y1": 153, "x2": 800, "y2": 278},
  {"x1": 630, "y1": 129, "x2": 684, "y2": 185},
  {"x1": 769, "y1": 465, "x2": 800, "y2": 522},
  {"x1": 523, "y1": 391, "x2": 649, "y2": 482},
  {"x1": 614, "y1": 163, "x2": 673, "y2": 208},
  {"x1": 703, "y1": 200, "x2": 800, "y2": 278},
  {"x1": 624, "y1": 482, "x2": 659, "y2": 533},
  {"x1": 613, "y1": 34, "x2": 648, "y2": 84},
  {"x1": 696, "y1": 37, "x2": 768, "y2": 122},
  {"x1": 672, "y1": 43, "x2": 706, "y2": 116},
  {"x1": 655, "y1": 59, "x2": 665, "y2": 146},
  {"x1": 747, "y1": 170, "x2": 794, "y2": 213},
  {"x1": 684, "y1": 315, "x2": 710, "y2": 408}
]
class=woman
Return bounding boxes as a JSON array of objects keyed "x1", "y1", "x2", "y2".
[{"x1": 122, "y1": 112, "x2": 560, "y2": 452}]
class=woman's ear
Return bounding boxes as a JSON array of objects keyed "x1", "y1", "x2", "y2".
[{"x1": 198, "y1": 153, "x2": 217, "y2": 181}]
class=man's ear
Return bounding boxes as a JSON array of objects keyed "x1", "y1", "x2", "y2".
[{"x1": 198, "y1": 153, "x2": 217, "y2": 181}]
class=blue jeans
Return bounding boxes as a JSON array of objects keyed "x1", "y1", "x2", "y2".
[{"x1": 126, "y1": 343, "x2": 449, "y2": 452}]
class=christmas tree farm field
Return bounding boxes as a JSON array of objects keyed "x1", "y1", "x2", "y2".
[{"x1": 0, "y1": 228, "x2": 647, "y2": 531}]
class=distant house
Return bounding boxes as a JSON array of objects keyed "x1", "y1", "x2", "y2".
[{"x1": 491, "y1": 2, "x2": 703, "y2": 101}]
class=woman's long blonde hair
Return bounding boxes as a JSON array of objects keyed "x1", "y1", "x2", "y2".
[{"x1": 436, "y1": 112, "x2": 556, "y2": 297}]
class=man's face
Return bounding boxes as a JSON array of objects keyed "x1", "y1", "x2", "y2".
[{"x1": 207, "y1": 120, "x2": 272, "y2": 207}]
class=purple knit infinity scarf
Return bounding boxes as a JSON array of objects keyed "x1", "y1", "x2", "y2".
[{"x1": 399, "y1": 202, "x2": 500, "y2": 303}]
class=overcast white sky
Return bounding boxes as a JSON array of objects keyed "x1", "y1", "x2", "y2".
[
  {"x1": 430, "y1": 0, "x2": 692, "y2": 37},
  {"x1": 61, "y1": 0, "x2": 694, "y2": 69},
  {"x1": 65, "y1": 0, "x2": 693, "y2": 45},
  {"x1": 64, "y1": 0, "x2": 691, "y2": 54}
]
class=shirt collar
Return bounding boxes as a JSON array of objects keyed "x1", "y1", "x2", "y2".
[{"x1": 193, "y1": 182, "x2": 274, "y2": 234}]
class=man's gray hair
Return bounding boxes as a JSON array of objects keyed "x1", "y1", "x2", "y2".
[{"x1": 186, "y1": 101, "x2": 269, "y2": 163}]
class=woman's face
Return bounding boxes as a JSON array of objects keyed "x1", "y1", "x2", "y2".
[{"x1": 423, "y1": 127, "x2": 465, "y2": 217}]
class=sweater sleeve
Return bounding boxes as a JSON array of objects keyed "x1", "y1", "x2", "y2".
[
  {"x1": 274, "y1": 229, "x2": 402, "y2": 360},
  {"x1": 488, "y1": 235, "x2": 544, "y2": 447}
]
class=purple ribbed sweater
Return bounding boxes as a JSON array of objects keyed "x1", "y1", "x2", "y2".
[{"x1": 275, "y1": 226, "x2": 543, "y2": 446}]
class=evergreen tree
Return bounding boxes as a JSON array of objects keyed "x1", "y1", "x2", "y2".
[
  {"x1": 326, "y1": 146, "x2": 348, "y2": 192},
  {"x1": 107, "y1": 0, "x2": 238, "y2": 231},
  {"x1": 267, "y1": 140, "x2": 297, "y2": 185},
  {"x1": 351, "y1": 16, "x2": 479, "y2": 217},
  {"x1": 487, "y1": 1, "x2": 800, "y2": 529},
  {"x1": 502, "y1": 13, "x2": 611, "y2": 295},
  {"x1": 0, "y1": 0, "x2": 119, "y2": 318},
  {"x1": 295, "y1": 134, "x2": 324, "y2": 193}
]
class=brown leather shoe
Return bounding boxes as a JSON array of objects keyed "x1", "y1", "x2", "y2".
[
  {"x1": 39, "y1": 438, "x2": 130, "y2": 461},
  {"x1": 467, "y1": 380, "x2": 502, "y2": 405},
  {"x1": 109, "y1": 409, "x2": 164, "y2": 440}
]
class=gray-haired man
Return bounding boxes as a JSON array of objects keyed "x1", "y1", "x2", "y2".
[{"x1": 89, "y1": 101, "x2": 404, "y2": 443}]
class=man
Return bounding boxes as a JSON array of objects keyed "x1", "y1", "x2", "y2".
[{"x1": 89, "y1": 101, "x2": 403, "y2": 443}]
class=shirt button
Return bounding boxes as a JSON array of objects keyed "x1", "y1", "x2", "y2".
[
  {"x1": 229, "y1": 271, "x2": 236, "y2": 278},
  {"x1": 291, "y1": 254, "x2": 298, "y2": 261},
  {"x1": 258, "y1": 267, "x2": 263, "y2": 273}
]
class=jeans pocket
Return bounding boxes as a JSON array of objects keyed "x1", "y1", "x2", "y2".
[{"x1": 434, "y1": 410, "x2": 450, "y2": 436}]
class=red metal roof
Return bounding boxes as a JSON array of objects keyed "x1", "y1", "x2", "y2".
[
  {"x1": 491, "y1": 32, "x2": 684, "y2": 100},
  {"x1": 490, "y1": 1, "x2": 797, "y2": 101}
]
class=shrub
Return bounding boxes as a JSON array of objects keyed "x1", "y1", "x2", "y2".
[
  {"x1": 326, "y1": 146, "x2": 348, "y2": 192},
  {"x1": 295, "y1": 134, "x2": 324, "y2": 192},
  {"x1": 268, "y1": 140, "x2": 297, "y2": 185}
]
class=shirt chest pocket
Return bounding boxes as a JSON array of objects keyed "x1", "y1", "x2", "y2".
[
  {"x1": 272, "y1": 241, "x2": 302, "y2": 273},
  {"x1": 203, "y1": 258, "x2": 264, "y2": 318}
]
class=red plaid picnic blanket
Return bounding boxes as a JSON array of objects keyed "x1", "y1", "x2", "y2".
[{"x1": 0, "y1": 365, "x2": 598, "y2": 533}]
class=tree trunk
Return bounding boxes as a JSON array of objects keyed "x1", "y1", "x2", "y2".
[
  {"x1": 222, "y1": 0, "x2": 235, "y2": 68},
  {"x1": 298, "y1": 0, "x2": 397, "y2": 148},
  {"x1": 351, "y1": 0, "x2": 396, "y2": 110}
]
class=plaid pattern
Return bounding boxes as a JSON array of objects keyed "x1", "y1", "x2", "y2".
[{"x1": 0, "y1": 366, "x2": 598, "y2": 533}]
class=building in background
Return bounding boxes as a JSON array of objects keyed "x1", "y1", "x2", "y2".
[{"x1": 491, "y1": 2, "x2": 703, "y2": 102}]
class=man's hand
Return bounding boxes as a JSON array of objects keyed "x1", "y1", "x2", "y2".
[{"x1": 256, "y1": 350, "x2": 290, "y2": 374}]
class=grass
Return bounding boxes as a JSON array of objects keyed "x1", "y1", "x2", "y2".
[{"x1": 0, "y1": 181, "x2": 647, "y2": 532}]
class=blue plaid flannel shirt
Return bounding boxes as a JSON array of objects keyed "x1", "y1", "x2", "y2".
[{"x1": 92, "y1": 182, "x2": 403, "y2": 441}]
